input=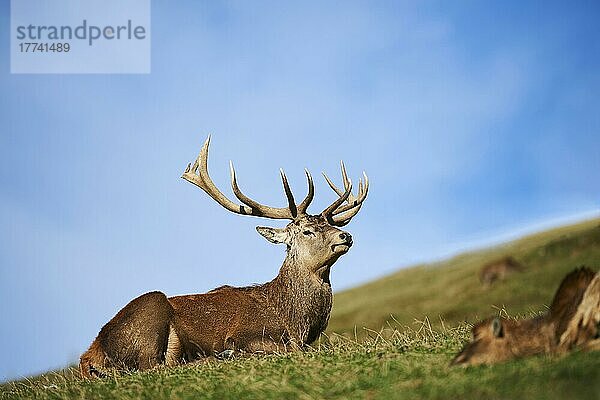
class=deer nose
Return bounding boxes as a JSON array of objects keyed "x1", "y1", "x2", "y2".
[{"x1": 339, "y1": 233, "x2": 352, "y2": 243}]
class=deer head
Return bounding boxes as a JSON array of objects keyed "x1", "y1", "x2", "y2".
[
  {"x1": 181, "y1": 136, "x2": 368, "y2": 279},
  {"x1": 450, "y1": 317, "x2": 513, "y2": 366}
]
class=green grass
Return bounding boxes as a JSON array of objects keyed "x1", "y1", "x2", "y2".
[
  {"x1": 2, "y1": 324, "x2": 600, "y2": 399},
  {"x1": 3, "y1": 218, "x2": 600, "y2": 399},
  {"x1": 3, "y1": 326, "x2": 599, "y2": 400}
]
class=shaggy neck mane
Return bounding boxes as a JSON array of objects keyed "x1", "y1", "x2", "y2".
[
  {"x1": 264, "y1": 250, "x2": 334, "y2": 345},
  {"x1": 506, "y1": 316, "x2": 557, "y2": 356}
]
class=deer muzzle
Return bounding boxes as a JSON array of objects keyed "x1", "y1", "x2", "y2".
[{"x1": 331, "y1": 232, "x2": 353, "y2": 252}]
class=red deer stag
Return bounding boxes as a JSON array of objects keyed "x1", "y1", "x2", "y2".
[
  {"x1": 80, "y1": 137, "x2": 368, "y2": 378},
  {"x1": 451, "y1": 267, "x2": 599, "y2": 366}
]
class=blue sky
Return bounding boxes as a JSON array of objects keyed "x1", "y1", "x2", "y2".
[{"x1": 1, "y1": 0, "x2": 599, "y2": 382}]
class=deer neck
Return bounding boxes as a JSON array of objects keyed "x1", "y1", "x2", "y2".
[
  {"x1": 267, "y1": 255, "x2": 334, "y2": 345},
  {"x1": 508, "y1": 317, "x2": 558, "y2": 356}
]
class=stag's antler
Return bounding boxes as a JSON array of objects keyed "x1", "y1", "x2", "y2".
[
  {"x1": 321, "y1": 161, "x2": 369, "y2": 226},
  {"x1": 182, "y1": 136, "x2": 314, "y2": 220}
]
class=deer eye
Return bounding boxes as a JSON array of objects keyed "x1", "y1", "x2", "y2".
[{"x1": 303, "y1": 230, "x2": 315, "y2": 236}]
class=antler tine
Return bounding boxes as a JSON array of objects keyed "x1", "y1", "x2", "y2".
[
  {"x1": 322, "y1": 161, "x2": 351, "y2": 196},
  {"x1": 321, "y1": 182, "x2": 352, "y2": 218},
  {"x1": 297, "y1": 169, "x2": 314, "y2": 215},
  {"x1": 332, "y1": 171, "x2": 369, "y2": 215},
  {"x1": 340, "y1": 160, "x2": 351, "y2": 190},
  {"x1": 323, "y1": 172, "x2": 344, "y2": 197},
  {"x1": 229, "y1": 161, "x2": 263, "y2": 213},
  {"x1": 182, "y1": 136, "x2": 253, "y2": 215},
  {"x1": 228, "y1": 162, "x2": 296, "y2": 219},
  {"x1": 279, "y1": 169, "x2": 298, "y2": 218},
  {"x1": 321, "y1": 162, "x2": 369, "y2": 226},
  {"x1": 331, "y1": 171, "x2": 369, "y2": 225},
  {"x1": 182, "y1": 136, "x2": 294, "y2": 220}
]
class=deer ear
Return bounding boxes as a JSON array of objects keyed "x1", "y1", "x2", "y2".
[
  {"x1": 256, "y1": 226, "x2": 288, "y2": 244},
  {"x1": 492, "y1": 318, "x2": 504, "y2": 338}
]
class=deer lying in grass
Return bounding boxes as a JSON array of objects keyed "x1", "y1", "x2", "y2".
[
  {"x1": 80, "y1": 137, "x2": 368, "y2": 378},
  {"x1": 479, "y1": 256, "x2": 524, "y2": 286},
  {"x1": 451, "y1": 267, "x2": 599, "y2": 366}
]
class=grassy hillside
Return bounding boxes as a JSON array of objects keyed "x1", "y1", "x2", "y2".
[
  {"x1": 329, "y1": 218, "x2": 600, "y2": 335},
  {"x1": 3, "y1": 325, "x2": 599, "y2": 400},
  {"x1": 3, "y1": 218, "x2": 600, "y2": 400}
]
